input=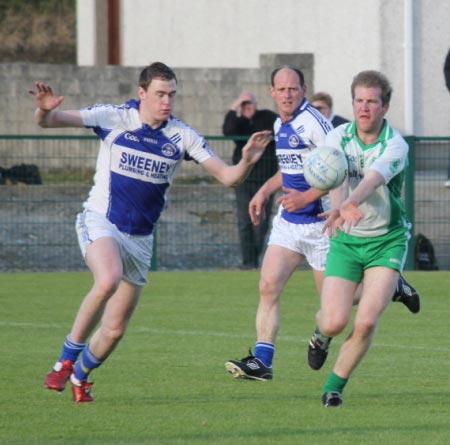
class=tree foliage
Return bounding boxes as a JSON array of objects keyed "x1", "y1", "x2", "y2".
[{"x1": 0, "y1": 0, "x2": 76, "y2": 63}]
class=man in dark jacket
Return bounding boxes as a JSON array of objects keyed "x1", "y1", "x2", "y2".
[
  {"x1": 444, "y1": 48, "x2": 450, "y2": 186},
  {"x1": 223, "y1": 92, "x2": 278, "y2": 268},
  {"x1": 444, "y1": 47, "x2": 450, "y2": 93}
]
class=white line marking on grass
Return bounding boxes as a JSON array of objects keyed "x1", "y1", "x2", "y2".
[{"x1": 2, "y1": 320, "x2": 450, "y2": 352}]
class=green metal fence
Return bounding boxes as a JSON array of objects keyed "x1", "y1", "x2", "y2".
[
  {"x1": 0, "y1": 135, "x2": 449, "y2": 272},
  {"x1": 405, "y1": 136, "x2": 450, "y2": 271}
]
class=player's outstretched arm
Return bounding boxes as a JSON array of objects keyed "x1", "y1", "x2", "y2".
[
  {"x1": 28, "y1": 81, "x2": 83, "y2": 128},
  {"x1": 201, "y1": 130, "x2": 272, "y2": 187}
]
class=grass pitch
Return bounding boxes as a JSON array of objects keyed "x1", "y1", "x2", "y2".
[{"x1": 1, "y1": 270, "x2": 449, "y2": 444}]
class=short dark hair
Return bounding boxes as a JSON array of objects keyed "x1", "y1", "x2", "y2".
[
  {"x1": 139, "y1": 62, "x2": 177, "y2": 91},
  {"x1": 311, "y1": 91, "x2": 333, "y2": 108},
  {"x1": 270, "y1": 66, "x2": 305, "y2": 87},
  {"x1": 351, "y1": 70, "x2": 392, "y2": 106}
]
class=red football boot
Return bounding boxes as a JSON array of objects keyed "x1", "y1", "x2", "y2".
[
  {"x1": 44, "y1": 360, "x2": 74, "y2": 392},
  {"x1": 70, "y1": 374, "x2": 94, "y2": 403}
]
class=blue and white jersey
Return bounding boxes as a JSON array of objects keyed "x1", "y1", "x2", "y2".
[
  {"x1": 80, "y1": 99, "x2": 215, "y2": 235},
  {"x1": 274, "y1": 98, "x2": 333, "y2": 224}
]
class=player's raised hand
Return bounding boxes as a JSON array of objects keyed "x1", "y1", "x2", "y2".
[
  {"x1": 241, "y1": 130, "x2": 272, "y2": 165},
  {"x1": 28, "y1": 82, "x2": 65, "y2": 111}
]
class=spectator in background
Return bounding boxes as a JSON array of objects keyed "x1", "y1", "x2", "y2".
[
  {"x1": 311, "y1": 91, "x2": 349, "y2": 128},
  {"x1": 223, "y1": 92, "x2": 278, "y2": 269},
  {"x1": 444, "y1": 47, "x2": 450, "y2": 92},
  {"x1": 443, "y1": 47, "x2": 450, "y2": 187}
]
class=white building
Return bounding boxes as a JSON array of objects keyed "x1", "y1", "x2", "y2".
[{"x1": 77, "y1": 0, "x2": 450, "y2": 137}]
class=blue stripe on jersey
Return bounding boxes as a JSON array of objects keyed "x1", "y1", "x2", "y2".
[
  {"x1": 305, "y1": 104, "x2": 334, "y2": 134},
  {"x1": 275, "y1": 99, "x2": 329, "y2": 224}
]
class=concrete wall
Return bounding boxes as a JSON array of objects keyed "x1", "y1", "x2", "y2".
[
  {"x1": 0, "y1": 54, "x2": 312, "y2": 138},
  {"x1": 76, "y1": 0, "x2": 450, "y2": 137}
]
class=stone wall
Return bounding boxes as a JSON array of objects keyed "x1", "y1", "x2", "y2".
[
  {"x1": 0, "y1": 55, "x2": 313, "y2": 271},
  {"x1": 0, "y1": 54, "x2": 313, "y2": 138}
]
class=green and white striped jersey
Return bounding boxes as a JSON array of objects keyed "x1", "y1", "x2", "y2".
[{"x1": 325, "y1": 120, "x2": 409, "y2": 237}]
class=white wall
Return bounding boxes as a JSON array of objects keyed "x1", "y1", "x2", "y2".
[
  {"x1": 77, "y1": 0, "x2": 96, "y2": 65},
  {"x1": 77, "y1": 0, "x2": 450, "y2": 136}
]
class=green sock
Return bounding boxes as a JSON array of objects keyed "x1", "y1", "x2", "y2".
[{"x1": 323, "y1": 371, "x2": 348, "y2": 394}]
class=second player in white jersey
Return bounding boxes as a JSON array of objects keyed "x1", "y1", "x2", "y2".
[{"x1": 274, "y1": 96, "x2": 333, "y2": 224}]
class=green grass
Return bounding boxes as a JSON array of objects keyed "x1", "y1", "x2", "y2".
[{"x1": 1, "y1": 270, "x2": 449, "y2": 444}]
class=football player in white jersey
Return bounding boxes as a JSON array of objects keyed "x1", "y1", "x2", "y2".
[
  {"x1": 225, "y1": 66, "x2": 334, "y2": 380},
  {"x1": 29, "y1": 62, "x2": 272, "y2": 402},
  {"x1": 225, "y1": 67, "x2": 419, "y2": 383},
  {"x1": 317, "y1": 70, "x2": 412, "y2": 407}
]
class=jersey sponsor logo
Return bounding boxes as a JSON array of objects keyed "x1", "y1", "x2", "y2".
[
  {"x1": 112, "y1": 146, "x2": 175, "y2": 183},
  {"x1": 143, "y1": 137, "x2": 158, "y2": 144},
  {"x1": 124, "y1": 133, "x2": 140, "y2": 142},
  {"x1": 288, "y1": 134, "x2": 300, "y2": 147},
  {"x1": 161, "y1": 143, "x2": 177, "y2": 157},
  {"x1": 277, "y1": 151, "x2": 304, "y2": 173},
  {"x1": 277, "y1": 152, "x2": 303, "y2": 165},
  {"x1": 347, "y1": 154, "x2": 364, "y2": 180},
  {"x1": 348, "y1": 169, "x2": 363, "y2": 180}
]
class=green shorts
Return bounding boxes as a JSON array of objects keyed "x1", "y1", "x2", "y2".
[{"x1": 325, "y1": 227, "x2": 410, "y2": 282}]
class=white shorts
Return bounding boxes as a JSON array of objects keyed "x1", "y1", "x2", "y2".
[
  {"x1": 268, "y1": 213, "x2": 329, "y2": 271},
  {"x1": 76, "y1": 210, "x2": 153, "y2": 286}
]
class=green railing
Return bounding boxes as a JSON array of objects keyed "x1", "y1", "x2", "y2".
[
  {"x1": 1, "y1": 135, "x2": 449, "y2": 271},
  {"x1": 404, "y1": 136, "x2": 450, "y2": 270}
]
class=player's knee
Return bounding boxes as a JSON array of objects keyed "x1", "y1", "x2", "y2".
[
  {"x1": 101, "y1": 324, "x2": 126, "y2": 345},
  {"x1": 319, "y1": 314, "x2": 347, "y2": 337},
  {"x1": 258, "y1": 277, "x2": 280, "y2": 301},
  {"x1": 94, "y1": 276, "x2": 121, "y2": 299},
  {"x1": 353, "y1": 318, "x2": 377, "y2": 338}
]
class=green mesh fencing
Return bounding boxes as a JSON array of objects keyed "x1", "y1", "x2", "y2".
[
  {"x1": 1, "y1": 135, "x2": 449, "y2": 271},
  {"x1": 0, "y1": 135, "x2": 247, "y2": 271},
  {"x1": 405, "y1": 136, "x2": 450, "y2": 271}
]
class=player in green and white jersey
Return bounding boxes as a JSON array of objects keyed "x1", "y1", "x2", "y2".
[
  {"x1": 326, "y1": 120, "x2": 408, "y2": 240},
  {"x1": 313, "y1": 70, "x2": 414, "y2": 407}
]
